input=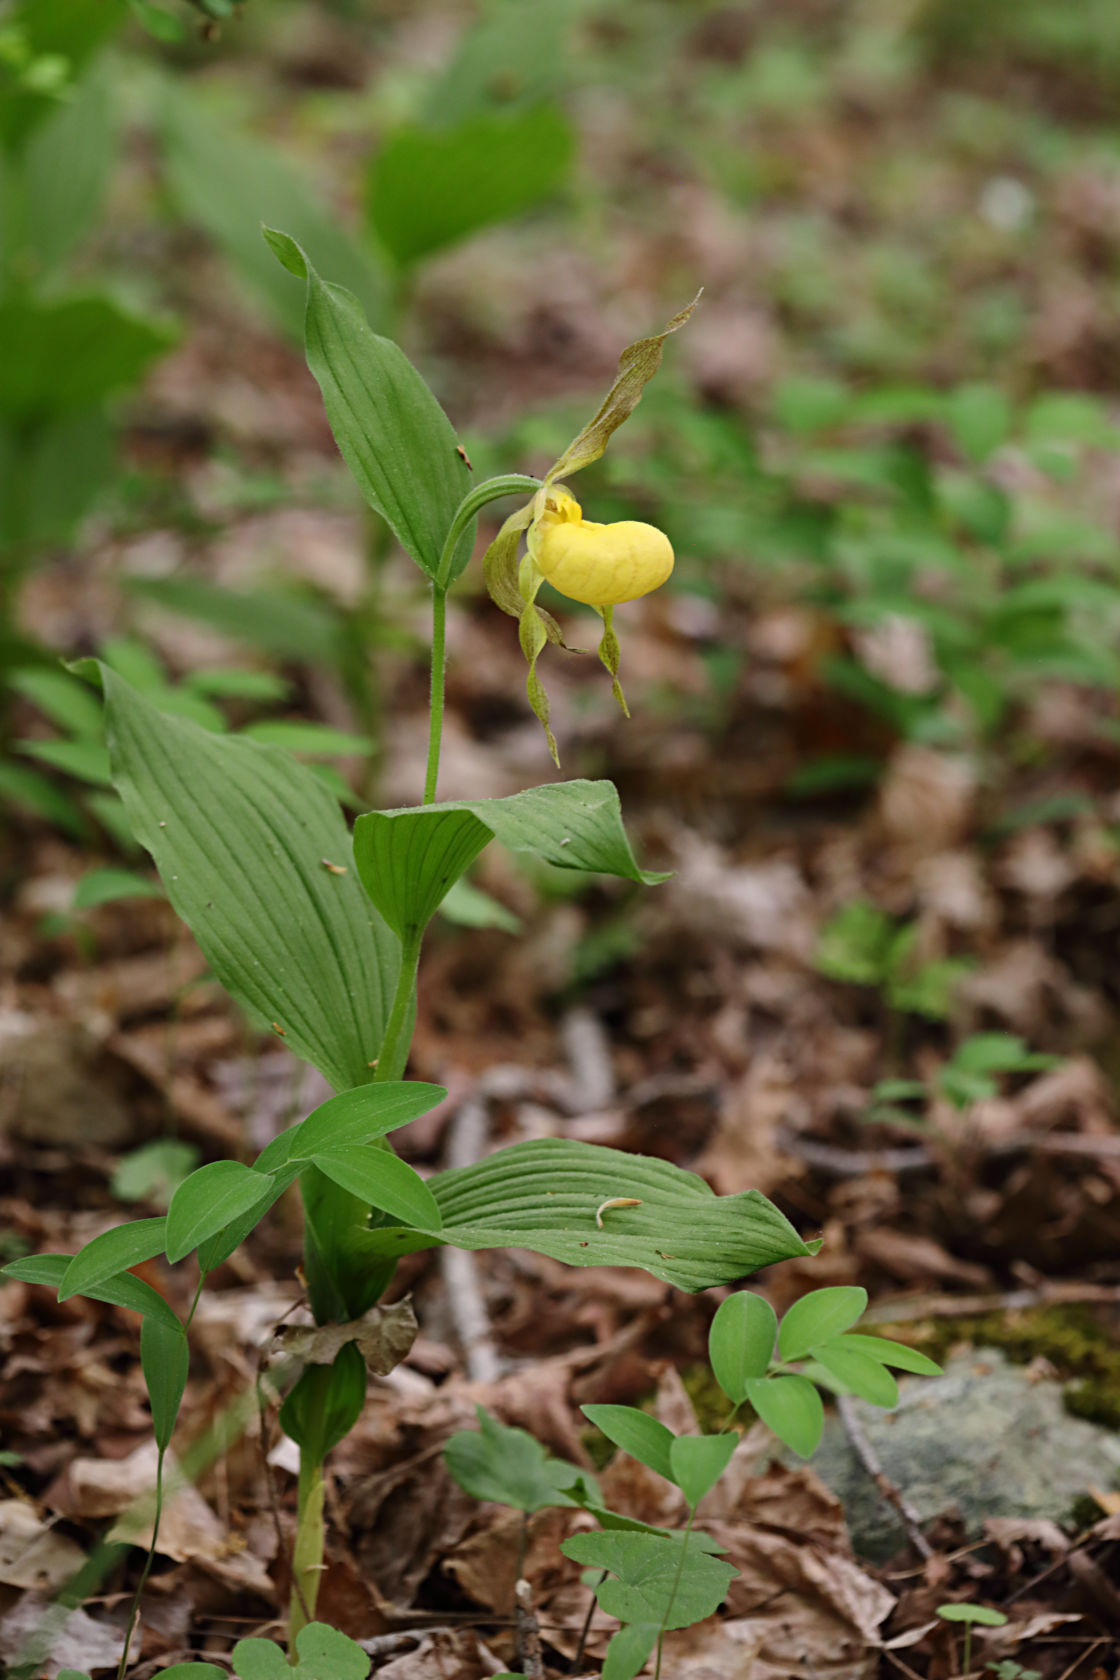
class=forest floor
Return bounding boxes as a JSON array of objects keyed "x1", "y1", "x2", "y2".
[{"x1": 3, "y1": 4, "x2": 1120, "y2": 1676}]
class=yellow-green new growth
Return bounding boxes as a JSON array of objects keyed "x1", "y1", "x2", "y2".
[{"x1": 484, "y1": 293, "x2": 699, "y2": 763}]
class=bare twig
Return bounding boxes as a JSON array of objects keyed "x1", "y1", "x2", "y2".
[
  {"x1": 1053, "y1": 1637, "x2": 1108, "y2": 1680},
  {"x1": 561, "y1": 1006, "x2": 616, "y2": 1112},
  {"x1": 440, "y1": 1092, "x2": 502, "y2": 1383},
  {"x1": 356, "y1": 1629, "x2": 454, "y2": 1656},
  {"x1": 514, "y1": 1577, "x2": 544, "y2": 1679},
  {"x1": 836, "y1": 1393, "x2": 933, "y2": 1558}
]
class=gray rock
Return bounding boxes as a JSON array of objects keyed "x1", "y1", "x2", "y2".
[{"x1": 808, "y1": 1349, "x2": 1120, "y2": 1562}]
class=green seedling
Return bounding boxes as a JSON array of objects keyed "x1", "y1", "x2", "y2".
[
  {"x1": 863, "y1": 1034, "x2": 1063, "y2": 1132},
  {"x1": 816, "y1": 900, "x2": 973, "y2": 1021},
  {"x1": 936, "y1": 1602, "x2": 1009, "y2": 1678},
  {"x1": 447, "y1": 1289, "x2": 940, "y2": 1677}
]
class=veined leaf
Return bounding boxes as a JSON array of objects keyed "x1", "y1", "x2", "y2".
[
  {"x1": 708, "y1": 1291, "x2": 778, "y2": 1402},
  {"x1": 195, "y1": 1162, "x2": 304, "y2": 1275},
  {"x1": 582, "y1": 1405, "x2": 675, "y2": 1482},
  {"x1": 141, "y1": 1317, "x2": 188, "y2": 1451},
  {"x1": 810, "y1": 1343, "x2": 899, "y2": 1407},
  {"x1": 0, "y1": 295, "x2": 175, "y2": 425},
  {"x1": 309, "y1": 1147, "x2": 441, "y2": 1231},
  {"x1": 353, "y1": 779, "x2": 668, "y2": 937},
  {"x1": 23, "y1": 60, "x2": 117, "y2": 274},
  {"x1": 342, "y1": 1138, "x2": 812, "y2": 1292},
  {"x1": 778, "y1": 1286, "x2": 867, "y2": 1362},
  {"x1": 560, "y1": 1529, "x2": 736, "y2": 1631},
  {"x1": 283, "y1": 1082, "x2": 447, "y2": 1160},
  {"x1": 668, "y1": 1433, "x2": 737, "y2": 1508},
  {"x1": 59, "y1": 1217, "x2": 167, "y2": 1301},
  {"x1": 838, "y1": 1334, "x2": 941, "y2": 1376},
  {"x1": 263, "y1": 230, "x2": 472, "y2": 582},
  {"x1": 1, "y1": 1254, "x2": 181, "y2": 1331},
  {"x1": 602, "y1": 1623, "x2": 660, "y2": 1680},
  {"x1": 166, "y1": 1161, "x2": 273, "y2": 1265},
  {"x1": 100, "y1": 667, "x2": 399, "y2": 1092},
  {"x1": 744, "y1": 1374, "x2": 823, "y2": 1458},
  {"x1": 444, "y1": 1405, "x2": 591, "y2": 1513}
]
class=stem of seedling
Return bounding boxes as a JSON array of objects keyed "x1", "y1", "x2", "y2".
[
  {"x1": 115, "y1": 1447, "x2": 165, "y2": 1680},
  {"x1": 569, "y1": 1570, "x2": 606, "y2": 1677},
  {"x1": 654, "y1": 1507, "x2": 695, "y2": 1680},
  {"x1": 117, "y1": 1284, "x2": 203, "y2": 1680}
]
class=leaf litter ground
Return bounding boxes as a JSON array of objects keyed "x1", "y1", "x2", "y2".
[{"x1": 4, "y1": 2, "x2": 1120, "y2": 1675}]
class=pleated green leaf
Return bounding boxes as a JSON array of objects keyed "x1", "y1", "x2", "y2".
[
  {"x1": 354, "y1": 779, "x2": 668, "y2": 937},
  {"x1": 101, "y1": 667, "x2": 399, "y2": 1092},
  {"x1": 263, "y1": 229, "x2": 472, "y2": 581},
  {"x1": 341, "y1": 1138, "x2": 812, "y2": 1292}
]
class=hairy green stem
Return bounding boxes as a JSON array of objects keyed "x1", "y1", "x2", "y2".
[
  {"x1": 289, "y1": 1455, "x2": 325, "y2": 1653},
  {"x1": 424, "y1": 585, "x2": 447, "y2": 806},
  {"x1": 372, "y1": 927, "x2": 422, "y2": 1082},
  {"x1": 423, "y1": 473, "x2": 541, "y2": 805},
  {"x1": 286, "y1": 474, "x2": 544, "y2": 1656}
]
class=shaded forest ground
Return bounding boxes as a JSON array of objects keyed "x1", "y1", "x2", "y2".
[{"x1": 3, "y1": 2, "x2": 1120, "y2": 1674}]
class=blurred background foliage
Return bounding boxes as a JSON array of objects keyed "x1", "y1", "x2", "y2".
[{"x1": 3, "y1": 0, "x2": 1120, "y2": 855}]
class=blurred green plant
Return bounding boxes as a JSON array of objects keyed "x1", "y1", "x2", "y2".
[
  {"x1": 864, "y1": 1033, "x2": 1064, "y2": 1133},
  {"x1": 816, "y1": 900, "x2": 973, "y2": 1021}
]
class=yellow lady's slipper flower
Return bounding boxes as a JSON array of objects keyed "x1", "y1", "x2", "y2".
[
  {"x1": 527, "y1": 488, "x2": 674, "y2": 608},
  {"x1": 482, "y1": 292, "x2": 699, "y2": 764}
]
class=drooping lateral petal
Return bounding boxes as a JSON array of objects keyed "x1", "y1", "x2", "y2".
[
  {"x1": 519, "y1": 601, "x2": 559, "y2": 767},
  {"x1": 482, "y1": 502, "x2": 534, "y2": 619},
  {"x1": 595, "y1": 605, "x2": 629, "y2": 717}
]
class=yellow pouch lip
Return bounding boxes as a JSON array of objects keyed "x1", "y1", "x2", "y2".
[{"x1": 528, "y1": 490, "x2": 674, "y2": 608}]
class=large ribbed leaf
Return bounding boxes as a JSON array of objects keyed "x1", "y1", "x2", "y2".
[
  {"x1": 353, "y1": 780, "x2": 668, "y2": 939},
  {"x1": 101, "y1": 667, "x2": 398, "y2": 1092},
  {"x1": 263, "y1": 229, "x2": 472, "y2": 581},
  {"x1": 336, "y1": 1138, "x2": 812, "y2": 1292}
]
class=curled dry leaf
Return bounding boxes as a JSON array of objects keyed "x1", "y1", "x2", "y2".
[{"x1": 272, "y1": 1297, "x2": 418, "y2": 1375}]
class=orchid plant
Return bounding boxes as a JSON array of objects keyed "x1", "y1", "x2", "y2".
[{"x1": 1, "y1": 238, "x2": 909, "y2": 1677}]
